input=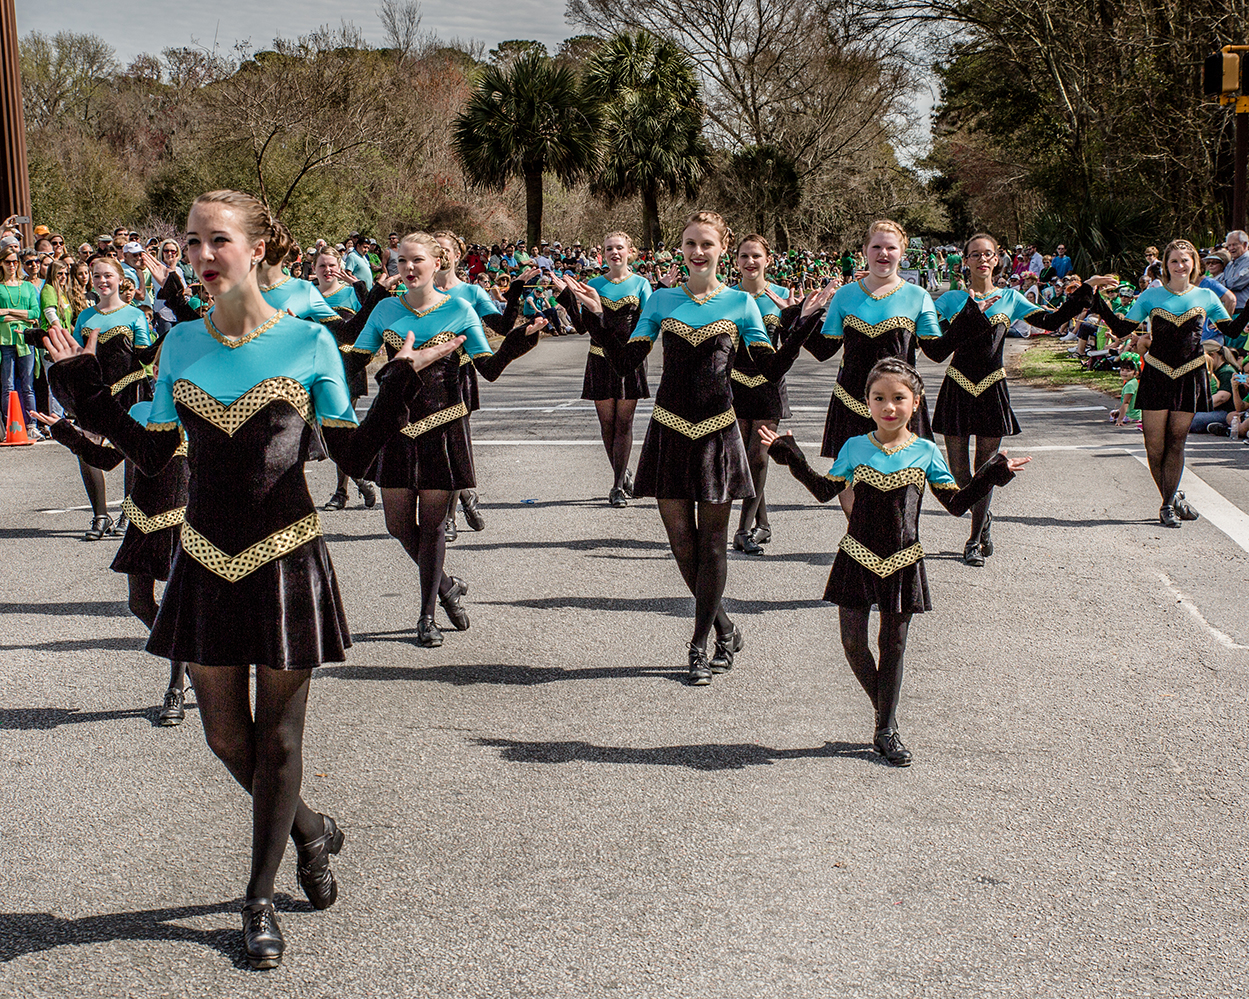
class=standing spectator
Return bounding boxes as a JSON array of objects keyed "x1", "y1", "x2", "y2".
[
  {"x1": 342, "y1": 237, "x2": 374, "y2": 291},
  {"x1": 1028, "y1": 244, "x2": 1043, "y2": 275},
  {"x1": 0, "y1": 245, "x2": 42, "y2": 439},
  {"x1": 1221, "y1": 230, "x2": 1249, "y2": 310},
  {"x1": 384, "y1": 233, "x2": 401, "y2": 276},
  {"x1": 120, "y1": 242, "x2": 149, "y2": 302},
  {"x1": 1052, "y1": 244, "x2": 1072, "y2": 278},
  {"x1": 1141, "y1": 246, "x2": 1159, "y2": 287}
]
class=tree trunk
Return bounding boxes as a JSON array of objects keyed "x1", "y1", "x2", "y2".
[
  {"x1": 524, "y1": 161, "x2": 544, "y2": 248},
  {"x1": 773, "y1": 217, "x2": 790, "y2": 253},
  {"x1": 642, "y1": 185, "x2": 661, "y2": 250}
]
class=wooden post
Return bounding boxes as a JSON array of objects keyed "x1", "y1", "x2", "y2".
[{"x1": 0, "y1": 0, "x2": 32, "y2": 244}]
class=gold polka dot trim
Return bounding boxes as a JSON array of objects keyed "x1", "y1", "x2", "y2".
[
  {"x1": 121, "y1": 495, "x2": 186, "y2": 533},
  {"x1": 833, "y1": 382, "x2": 871, "y2": 419},
  {"x1": 400, "y1": 401, "x2": 469, "y2": 438},
  {"x1": 842, "y1": 315, "x2": 917, "y2": 339},
  {"x1": 947, "y1": 366, "x2": 1006, "y2": 396},
  {"x1": 173, "y1": 438, "x2": 189, "y2": 457},
  {"x1": 180, "y1": 511, "x2": 321, "y2": 583},
  {"x1": 1149, "y1": 307, "x2": 1207, "y2": 328},
  {"x1": 110, "y1": 370, "x2": 148, "y2": 396},
  {"x1": 173, "y1": 377, "x2": 313, "y2": 436},
  {"x1": 601, "y1": 296, "x2": 640, "y2": 311},
  {"x1": 838, "y1": 535, "x2": 924, "y2": 577},
  {"x1": 146, "y1": 421, "x2": 179, "y2": 432},
  {"x1": 731, "y1": 369, "x2": 768, "y2": 388},
  {"x1": 320, "y1": 418, "x2": 357, "y2": 428},
  {"x1": 96, "y1": 325, "x2": 133, "y2": 346},
  {"x1": 588, "y1": 344, "x2": 606, "y2": 358},
  {"x1": 849, "y1": 465, "x2": 927, "y2": 492},
  {"x1": 1144, "y1": 353, "x2": 1206, "y2": 379},
  {"x1": 652, "y1": 404, "x2": 736, "y2": 439},
  {"x1": 660, "y1": 318, "x2": 740, "y2": 348}
]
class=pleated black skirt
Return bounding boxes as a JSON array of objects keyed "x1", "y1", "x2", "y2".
[
  {"x1": 372, "y1": 418, "x2": 477, "y2": 490},
  {"x1": 111, "y1": 524, "x2": 178, "y2": 580},
  {"x1": 581, "y1": 352, "x2": 649, "y2": 400},
  {"x1": 1135, "y1": 365, "x2": 1209, "y2": 413},
  {"x1": 932, "y1": 380, "x2": 1020, "y2": 438},
  {"x1": 632, "y1": 419, "x2": 754, "y2": 502},
  {"x1": 147, "y1": 538, "x2": 350, "y2": 667},
  {"x1": 823, "y1": 551, "x2": 932, "y2": 614}
]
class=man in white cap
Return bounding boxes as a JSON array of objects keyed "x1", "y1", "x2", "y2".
[
  {"x1": 1221, "y1": 231, "x2": 1249, "y2": 311},
  {"x1": 121, "y1": 241, "x2": 148, "y2": 302}
]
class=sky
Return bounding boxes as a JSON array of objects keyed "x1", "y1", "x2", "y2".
[{"x1": 15, "y1": 0, "x2": 576, "y2": 63}]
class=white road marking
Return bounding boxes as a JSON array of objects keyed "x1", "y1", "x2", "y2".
[
  {"x1": 40, "y1": 502, "x2": 122, "y2": 515},
  {"x1": 1158, "y1": 572, "x2": 1249, "y2": 651}
]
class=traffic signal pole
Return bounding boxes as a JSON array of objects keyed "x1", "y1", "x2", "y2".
[
  {"x1": 0, "y1": 0, "x2": 32, "y2": 242},
  {"x1": 1207, "y1": 45, "x2": 1249, "y2": 232}
]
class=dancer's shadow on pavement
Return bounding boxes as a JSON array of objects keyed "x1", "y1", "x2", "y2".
[
  {"x1": 473, "y1": 737, "x2": 887, "y2": 770},
  {"x1": 0, "y1": 893, "x2": 307, "y2": 967},
  {"x1": 320, "y1": 660, "x2": 686, "y2": 686},
  {"x1": 0, "y1": 701, "x2": 198, "y2": 730}
]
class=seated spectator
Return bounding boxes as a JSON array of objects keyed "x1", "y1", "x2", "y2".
[
  {"x1": 1109, "y1": 354, "x2": 1142, "y2": 427},
  {"x1": 1197, "y1": 343, "x2": 1244, "y2": 435}
]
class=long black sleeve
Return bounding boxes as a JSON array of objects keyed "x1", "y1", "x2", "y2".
[
  {"x1": 1090, "y1": 294, "x2": 1140, "y2": 339},
  {"x1": 766, "y1": 435, "x2": 844, "y2": 503},
  {"x1": 48, "y1": 417, "x2": 125, "y2": 470},
  {"x1": 1016, "y1": 281, "x2": 1096, "y2": 331},
  {"x1": 803, "y1": 325, "x2": 844, "y2": 362},
  {"x1": 581, "y1": 308, "x2": 652, "y2": 374},
  {"x1": 48, "y1": 356, "x2": 180, "y2": 475},
  {"x1": 323, "y1": 280, "x2": 390, "y2": 342},
  {"x1": 161, "y1": 272, "x2": 203, "y2": 325},
  {"x1": 930, "y1": 453, "x2": 1017, "y2": 516},
  {"x1": 557, "y1": 286, "x2": 585, "y2": 335},
  {"x1": 320, "y1": 360, "x2": 425, "y2": 479},
  {"x1": 471, "y1": 324, "x2": 542, "y2": 381},
  {"x1": 1215, "y1": 302, "x2": 1249, "y2": 340},
  {"x1": 744, "y1": 319, "x2": 813, "y2": 381},
  {"x1": 482, "y1": 280, "x2": 526, "y2": 335}
]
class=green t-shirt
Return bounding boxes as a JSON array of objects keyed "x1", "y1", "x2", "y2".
[
  {"x1": 40, "y1": 283, "x2": 72, "y2": 329},
  {"x1": 0, "y1": 280, "x2": 40, "y2": 353},
  {"x1": 1120, "y1": 378, "x2": 1141, "y2": 421}
]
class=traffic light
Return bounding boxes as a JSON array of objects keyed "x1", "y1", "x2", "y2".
[{"x1": 1205, "y1": 51, "x2": 1240, "y2": 95}]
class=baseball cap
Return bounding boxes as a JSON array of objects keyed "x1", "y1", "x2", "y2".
[
  {"x1": 122, "y1": 241, "x2": 143, "y2": 254},
  {"x1": 33, "y1": 224, "x2": 49, "y2": 236},
  {"x1": 0, "y1": 235, "x2": 19, "y2": 250}
]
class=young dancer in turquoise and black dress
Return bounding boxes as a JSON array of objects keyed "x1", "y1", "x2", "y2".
[
  {"x1": 761, "y1": 358, "x2": 1029, "y2": 765},
  {"x1": 45, "y1": 190, "x2": 463, "y2": 971},
  {"x1": 933, "y1": 233, "x2": 1098, "y2": 565},
  {"x1": 344, "y1": 232, "x2": 546, "y2": 648},
  {"x1": 566, "y1": 211, "x2": 811, "y2": 685},
  {"x1": 730, "y1": 234, "x2": 835, "y2": 553},
  {"x1": 1091, "y1": 238, "x2": 1249, "y2": 527}
]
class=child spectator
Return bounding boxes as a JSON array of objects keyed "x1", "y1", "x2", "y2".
[{"x1": 1110, "y1": 354, "x2": 1141, "y2": 426}]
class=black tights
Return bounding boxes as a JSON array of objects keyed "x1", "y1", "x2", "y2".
[
  {"x1": 1140, "y1": 410, "x2": 1193, "y2": 505},
  {"x1": 126, "y1": 573, "x2": 187, "y2": 691},
  {"x1": 595, "y1": 399, "x2": 637, "y2": 490},
  {"x1": 187, "y1": 663, "x2": 322, "y2": 901},
  {"x1": 79, "y1": 459, "x2": 107, "y2": 517},
  {"x1": 381, "y1": 487, "x2": 455, "y2": 619},
  {"x1": 736, "y1": 418, "x2": 776, "y2": 534},
  {"x1": 944, "y1": 434, "x2": 1001, "y2": 543},
  {"x1": 657, "y1": 499, "x2": 733, "y2": 649},
  {"x1": 839, "y1": 606, "x2": 912, "y2": 734}
]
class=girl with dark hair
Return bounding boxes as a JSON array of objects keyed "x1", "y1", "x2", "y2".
[
  {"x1": 760, "y1": 359, "x2": 1028, "y2": 765},
  {"x1": 44, "y1": 189, "x2": 463, "y2": 970},
  {"x1": 565, "y1": 210, "x2": 811, "y2": 685}
]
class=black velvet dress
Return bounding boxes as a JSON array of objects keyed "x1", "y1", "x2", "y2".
[
  {"x1": 51, "y1": 313, "x2": 424, "y2": 668},
  {"x1": 729, "y1": 287, "x2": 821, "y2": 421},
  {"x1": 574, "y1": 275, "x2": 651, "y2": 401}
]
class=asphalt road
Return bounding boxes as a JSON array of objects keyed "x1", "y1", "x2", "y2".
[{"x1": 2, "y1": 332, "x2": 1248, "y2": 998}]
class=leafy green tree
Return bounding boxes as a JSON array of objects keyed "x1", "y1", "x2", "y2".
[
  {"x1": 452, "y1": 52, "x2": 602, "y2": 246},
  {"x1": 488, "y1": 40, "x2": 549, "y2": 69},
  {"x1": 584, "y1": 32, "x2": 709, "y2": 249}
]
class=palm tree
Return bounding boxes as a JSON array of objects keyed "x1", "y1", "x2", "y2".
[
  {"x1": 453, "y1": 52, "x2": 601, "y2": 246},
  {"x1": 584, "y1": 32, "x2": 710, "y2": 250}
]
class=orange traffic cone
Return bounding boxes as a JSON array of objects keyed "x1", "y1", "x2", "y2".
[{"x1": 0, "y1": 390, "x2": 33, "y2": 446}]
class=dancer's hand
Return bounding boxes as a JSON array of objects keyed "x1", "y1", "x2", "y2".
[
  {"x1": 28, "y1": 410, "x2": 62, "y2": 426},
  {"x1": 523, "y1": 317, "x2": 548, "y2": 337},
  {"x1": 565, "y1": 278, "x2": 603, "y2": 314},
  {"x1": 394, "y1": 332, "x2": 464, "y2": 372},
  {"x1": 516, "y1": 267, "x2": 541, "y2": 286},
  {"x1": 44, "y1": 325, "x2": 93, "y2": 362},
  {"x1": 659, "y1": 263, "x2": 680, "y2": 287},
  {"x1": 379, "y1": 272, "x2": 402, "y2": 292},
  {"x1": 757, "y1": 425, "x2": 785, "y2": 448},
  {"x1": 800, "y1": 280, "x2": 837, "y2": 317},
  {"x1": 999, "y1": 449, "x2": 1031, "y2": 472}
]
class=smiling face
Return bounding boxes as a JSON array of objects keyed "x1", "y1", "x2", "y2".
[
  {"x1": 863, "y1": 230, "x2": 903, "y2": 280},
  {"x1": 1163, "y1": 245, "x2": 1196, "y2": 285},
  {"x1": 966, "y1": 237, "x2": 998, "y2": 280},
  {"x1": 314, "y1": 253, "x2": 340, "y2": 286},
  {"x1": 867, "y1": 375, "x2": 917, "y2": 432},
  {"x1": 737, "y1": 240, "x2": 768, "y2": 282},
  {"x1": 184, "y1": 202, "x2": 265, "y2": 298},
  {"x1": 399, "y1": 238, "x2": 441, "y2": 290},
  {"x1": 681, "y1": 222, "x2": 725, "y2": 280},
  {"x1": 602, "y1": 234, "x2": 631, "y2": 269},
  {"x1": 90, "y1": 259, "x2": 121, "y2": 299}
]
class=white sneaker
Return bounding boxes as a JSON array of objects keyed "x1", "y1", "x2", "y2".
[{"x1": 1059, "y1": 332, "x2": 1078, "y2": 341}]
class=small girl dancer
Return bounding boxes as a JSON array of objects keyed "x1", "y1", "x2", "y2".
[{"x1": 760, "y1": 358, "x2": 1029, "y2": 765}]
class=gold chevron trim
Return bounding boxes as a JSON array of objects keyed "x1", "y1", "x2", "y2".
[
  {"x1": 850, "y1": 465, "x2": 927, "y2": 492},
  {"x1": 652, "y1": 404, "x2": 736, "y2": 438},
  {"x1": 400, "y1": 401, "x2": 468, "y2": 438},
  {"x1": 839, "y1": 536, "x2": 924, "y2": 578},
  {"x1": 833, "y1": 381, "x2": 871, "y2": 419},
  {"x1": 121, "y1": 495, "x2": 185, "y2": 533},
  {"x1": 173, "y1": 438, "x2": 188, "y2": 457},
  {"x1": 588, "y1": 344, "x2": 605, "y2": 357},
  {"x1": 842, "y1": 314, "x2": 916, "y2": 338},
  {"x1": 172, "y1": 377, "x2": 312, "y2": 436},
  {"x1": 96, "y1": 325, "x2": 133, "y2": 346},
  {"x1": 320, "y1": 418, "x2": 357, "y2": 429},
  {"x1": 382, "y1": 329, "x2": 405, "y2": 352},
  {"x1": 110, "y1": 370, "x2": 148, "y2": 396},
  {"x1": 660, "y1": 317, "x2": 739, "y2": 348},
  {"x1": 947, "y1": 366, "x2": 1006, "y2": 396},
  {"x1": 147, "y1": 421, "x2": 179, "y2": 431},
  {"x1": 601, "y1": 296, "x2": 640, "y2": 311},
  {"x1": 763, "y1": 313, "x2": 781, "y2": 330},
  {"x1": 180, "y1": 511, "x2": 321, "y2": 583},
  {"x1": 1149, "y1": 307, "x2": 1207, "y2": 328},
  {"x1": 1144, "y1": 353, "x2": 1206, "y2": 379},
  {"x1": 731, "y1": 368, "x2": 769, "y2": 388}
]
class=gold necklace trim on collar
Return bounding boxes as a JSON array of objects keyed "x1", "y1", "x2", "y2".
[
  {"x1": 605, "y1": 271, "x2": 634, "y2": 284},
  {"x1": 858, "y1": 278, "x2": 904, "y2": 301},
  {"x1": 868, "y1": 430, "x2": 917, "y2": 455},
  {"x1": 401, "y1": 293, "x2": 450, "y2": 319},
  {"x1": 205, "y1": 310, "x2": 283, "y2": 348},
  {"x1": 259, "y1": 275, "x2": 291, "y2": 292},
  {"x1": 92, "y1": 302, "x2": 129, "y2": 315},
  {"x1": 681, "y1": 282, "x2": 726, "y2": 305}
]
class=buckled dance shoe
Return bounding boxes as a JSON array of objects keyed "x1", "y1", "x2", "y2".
[
  {"x1": 459, "y1": 489, "x2": 485, "y2": 531},
  {"x1": 751, "y1": 524, "x2": 772, "y2": 545},
  {"x1": 356, "y1": 479, "x2": 378, "y2": 508},
  {"x1": 608, "y1": 487, "x2": 628, "y2": 508},
  {"x1": 709, "y1": 626, "x2": 743, "y2": 673},
  {"x1": 962, "y1": 540, "x2": 985, "y2": 567},
  {"x1": 1171, "y1": 491, "x2": 1199, "y2": 522},
  {"x1": 323, "y1": 488, "x2": 348, "y2": 511},
  {"x1": 296, "y1": 813, "x2": 345, "y2": 910},
  {"x1": 83, "y1": 515, "x2": 113, "y2": 541},
  {"x1": 241, "y1": 898, "x2": 284, "y2": 970},
  {"x1": 1159, "y1": 504, "x2": 1181, "y2": 528},
  {"x1": 733, "y1": 530, "x2": 764, "y2": 556},
  {"x1": 158, "y1": 687, "x2": 185, "y2": 726}
]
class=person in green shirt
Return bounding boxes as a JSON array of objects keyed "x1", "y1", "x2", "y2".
[
  {"x1": 1111, "y1": 355, "x2": 1142, "y2": 425},
  {"x1": 0, "y1": 246, "x2": 42, "y2": 438},
  {"x1": 945, "y1": 249, "x2": 963, "y2": 289}
]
